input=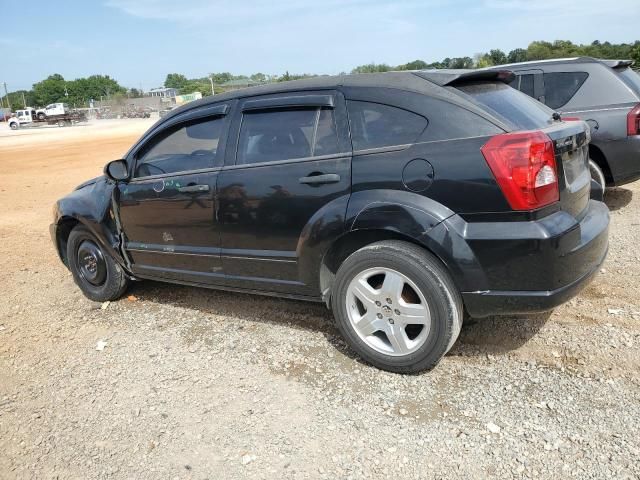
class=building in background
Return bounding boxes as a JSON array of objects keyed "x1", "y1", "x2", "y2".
[{"x1": 147, "y1": 87, "x2": 177, "y2": 98}]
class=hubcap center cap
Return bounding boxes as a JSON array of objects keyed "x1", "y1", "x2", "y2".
[{"x1": 381, "y1": 305, "x2": 392, "y2": 316}]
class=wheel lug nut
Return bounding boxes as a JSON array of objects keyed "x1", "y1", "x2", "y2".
[
  {"x1": 394, "y1": 309, "x2": 401, "y2": 315},
  {"x1": 386, "y1": 298, "x2": 392, "y2": 304},
  {"x1": 375, "y1": 301, "x2": 381, "y2": 307},
  {"x1": 388, "y1": 318, "x2": 394, "y2": 324},
  {"x1": 377, "y1": 313, "x2": 383, "y2": 319}
]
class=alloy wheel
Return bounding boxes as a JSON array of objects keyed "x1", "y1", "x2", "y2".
[{"x1": 345, "y1": 267, "x2": 431, "y2": 356}]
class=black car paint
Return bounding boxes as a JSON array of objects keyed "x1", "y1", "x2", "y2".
[{"x1": 52, "y1": 71, "x2": 609, "y2": 317}]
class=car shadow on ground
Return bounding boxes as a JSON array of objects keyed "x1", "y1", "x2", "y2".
[
  {"x1": 604, "y1": 187, "x2": 633, "y2": 211},
  {"x1": 448, "y1": 311, "x2": 552, "y2": 357},
  {"x1": 127, "y1": 280, "x2": 551, "y2": 369}
]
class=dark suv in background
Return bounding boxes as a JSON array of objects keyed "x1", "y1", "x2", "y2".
[
  {"x1": 51, "y1": 70, "x2": 609, "y2": 373},
  {"x1": 489, "y1": 57, "x2": 640, "y2": 187}
]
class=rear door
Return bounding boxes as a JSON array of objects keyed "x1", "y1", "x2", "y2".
[{"x1": 217, "y1": 91, "x2": 351, "y2": 294}]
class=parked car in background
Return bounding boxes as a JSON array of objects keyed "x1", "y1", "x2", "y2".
[
  {"x1": 488, "y1": 57, "x2": 640, "y2": 188},
  {"x1": 51, "y1": 71, "x2": 608, "y2": 372}
]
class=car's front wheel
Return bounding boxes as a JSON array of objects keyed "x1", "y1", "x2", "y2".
[
  {"x1": 332, "y1": 240, "x2": 462, "y2": 373},
  {"x1": 67, "y1": 225, "x2": 129, "y2": 302}
]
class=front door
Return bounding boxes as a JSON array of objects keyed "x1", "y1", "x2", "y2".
[
  {"x1": 217, "y1": 92, "x2": 352, "y2": 294},
  {"x1": 118, "y1": 110, "x2": 230, "y2": 284}
]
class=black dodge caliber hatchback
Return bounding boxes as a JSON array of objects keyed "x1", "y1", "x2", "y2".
[{"x1": 51, "y1": 70, "x2": 609, "y2": 372}]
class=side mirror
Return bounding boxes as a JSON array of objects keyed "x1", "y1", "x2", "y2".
[{"x1": 104, "y1": 159, "x2": 129, "y2": 181}]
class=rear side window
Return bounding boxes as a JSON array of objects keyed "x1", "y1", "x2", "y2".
[
  {"x1": 135, "y1": 116, "x2": 223, "y2": 178},
  {"x1": 347, "y1": 101, "x2": 427, "y2": 151},
  {"x1": 237, "y1": 107, "x2": 339, "y2": 165},
  {"x1": 457, "y1": 82, "x2": 553, "y2": 130},
  {"x1": 517, "y1": 74, "x2": 535, "y2": 97},
  {"x1": 543, "y1": 72, "x2": 589, "y2": 109}
]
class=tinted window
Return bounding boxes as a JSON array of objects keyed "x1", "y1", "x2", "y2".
[
  {"x1": 457, "y1": 82, "x2": 553, "y2": 130},
  {"x1": 135, "y1": 116, "x2": 223, "y2": 178},
  {"x1": 347, "y1": 101, "x2": 427, "y2": 151},
  {"x1": 314, "y1": 108, "x2": 340, "y2": 156},
  {"x1": 518, "y1": 74, "x2": 535, "y2": 97},
  {"x1": 543, "y1": 72, "x2": 589, "y2": 109},
  {"x1": 237, "y1": 107, "x2": 339, "y2": 165},
  {"x1": 616, "y1": 68, "x2": 640, "y2": 95}
]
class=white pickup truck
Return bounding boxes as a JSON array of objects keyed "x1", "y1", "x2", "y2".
[{"x1": 7, "y1": 104, "x2": 87, "y2": 130}]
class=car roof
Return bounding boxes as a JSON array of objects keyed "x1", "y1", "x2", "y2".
[
  {"x1": 159, "y1": 70, "x2": 515, "y2": 124},
  {"x1": 486, "y1": 56, "x2": 634, "y2": 70}
]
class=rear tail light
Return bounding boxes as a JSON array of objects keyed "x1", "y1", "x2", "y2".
[
  {"x1": 481, "y1": 131, "x2": 559, "y2": 210},
  {"x1": 627, "y1": 103, "x2": 640, "y2": 136},
  {"x1": 561, "y1": 116, "x2": 580, "y2": 121}
]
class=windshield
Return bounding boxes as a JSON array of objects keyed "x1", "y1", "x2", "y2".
[
  {"x1": 616, "y1": 68, "x2": 640, "y2": 96},
  {"x1": 456, "y1": 82, "x2": 554, "y2": 131}
]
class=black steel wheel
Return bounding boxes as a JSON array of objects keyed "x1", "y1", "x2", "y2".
[{"x1": 67, "y1": 225, "x2": 129, "y2": 301}]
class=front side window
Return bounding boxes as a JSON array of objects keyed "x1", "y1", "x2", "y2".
[
  {"x1": 135, "y1": 116, "x2": 224, "y2": 178},
  {"x1": 543, "y1": 72, "x2": 589, "y2": 109},
  {"x1": 237, "y1": 107, "x2": 339, "y2": 165},
  {"x1": 347, "y1": 101, "x2": 428, "y2": 151}
]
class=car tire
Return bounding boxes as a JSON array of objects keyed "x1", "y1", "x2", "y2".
[
  {"x1": 331, "y1": 240, "x2": 462, "y2": 373},
  {"x1": 67, "y1": 225, "x2": 129, "y2": 302},
  {"x1": 9, "y1": 122, "x2": 18, "y2": 130},
  {"x1": 589, "y1": 158, "x2": 606, "y2": 189}
]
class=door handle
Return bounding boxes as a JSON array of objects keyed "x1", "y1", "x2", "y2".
[
  {"x1": 178, "y1": 184, "x2": 210, "y2": 193},
  {"x1": 299, "y1": 173, "x2": 341, "y2": 185}
]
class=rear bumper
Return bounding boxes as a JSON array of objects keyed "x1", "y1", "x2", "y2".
[
  {"x1": 456, "y1": 200, "x2": 609, "y2": 317},
  {"x1": 462, "y1": 249, "x2": 606, "y2": 317}
]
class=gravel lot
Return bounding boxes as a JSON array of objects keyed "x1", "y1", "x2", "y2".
[{"x1": 0, "y1": 120, "x2": 639, "y2": 479}]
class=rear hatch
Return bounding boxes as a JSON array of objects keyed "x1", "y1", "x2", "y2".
[{"x1": 454, "y1": 81, "x2": 591, "y2": 218}]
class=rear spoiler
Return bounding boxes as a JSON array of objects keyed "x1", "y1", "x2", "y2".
[
  {"x1": 601, "y1": 59, "x2": 634, "y2": 70},
  {"x1": 414, "y1": 69, "x2": 515, "y2": 87}
]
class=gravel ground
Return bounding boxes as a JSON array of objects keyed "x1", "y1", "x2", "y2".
[{"x1": 0, "y1": 123, "x2": 639, "y2": 479}]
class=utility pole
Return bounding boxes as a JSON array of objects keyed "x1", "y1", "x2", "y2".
[
  {"x1": 22, "y1": 91, "x2": 26, "y2": 108},
  {"x1": 209, "y1": 75, "x2": 215, "y2": 96},
  {"x1": 3, "y1": 82, "x2": 11, "y2": 111}
]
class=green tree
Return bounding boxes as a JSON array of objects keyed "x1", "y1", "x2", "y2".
[
  {"x1": 128, "y1": 88, "x2": 143, "y2": 98},
  {"x1": 164, "y1": 73, "x2": 188, "y2": 89},
  {"x1": 250, "y1": 73, "x2": 267, "y2": 83},
  {"x1": 475, "y1": 54, "x2": 493, "y2": 68},
  {"x1": 32, "y1": 74, "x2": 67, "y2": 106},
  {"x1": 507, "y1": 48, "x2": 528, "y2": 63},
  {"x1": 397, "y1": 60, "x2": 429, "y2": 70},
  {"x1": 449, "y1": 57, "x2": 474, "y2": 69},
  {"x1": 488, "y1": 49, "x2": 507, "y2": 65},
  {"x1": 351, "y1": 63, "x2": 393, "y2": 74}
]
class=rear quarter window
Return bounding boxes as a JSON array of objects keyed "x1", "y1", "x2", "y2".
[
  {"x1": 543, "y1": 72, "x2": 589, "y2": 109},
  {"x1": 456, "y1": 82, "x2": 553, "y2": 131},
  {"x1": 616, "y1": 68, "x2": 640, "y2": 96},
  {"x1": 347, "y1": 101, "x2": 427, "y2": 151}
]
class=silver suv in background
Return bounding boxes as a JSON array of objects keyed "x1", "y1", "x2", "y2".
[{"x1": 488, "y1": 57, "x2": 640, "y2": 187}]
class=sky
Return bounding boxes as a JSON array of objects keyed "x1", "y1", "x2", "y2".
[{"x1": 1, "y1": 0, "x2": 639, "y2": 92}]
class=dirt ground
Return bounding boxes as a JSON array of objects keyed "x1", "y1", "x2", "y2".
[{"x1": 0, "y1": 120, "x2": 639, "y2": 479}]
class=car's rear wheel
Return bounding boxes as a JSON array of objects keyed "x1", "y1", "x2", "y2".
[
  {"x1": 589, "y1": 158, "x2": 606, "y2": 189},
  {"x1": 332, "y1": 240, "x2": 462, "y2": 373},
  {"x1": 67, "y1": 225, "x2": 129, "y2": 302}
]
